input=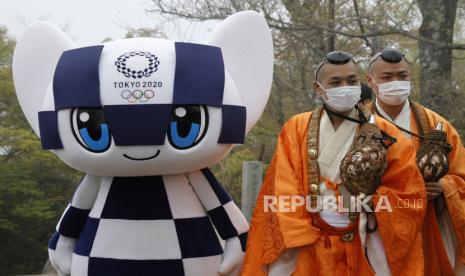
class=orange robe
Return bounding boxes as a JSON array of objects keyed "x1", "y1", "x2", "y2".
[
  {"x1": 408, "y1": 105, "x2": 465, "y2": 275},
  {"x1": 242, "y1": 111, "x2": 426, "y2": 276}
]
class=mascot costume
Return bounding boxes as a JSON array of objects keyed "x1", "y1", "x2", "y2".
[{"x1": 12, "y1": 11, "x2": 273, "y2": 276}]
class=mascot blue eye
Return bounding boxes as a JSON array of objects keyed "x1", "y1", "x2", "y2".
[
  {"x1": 71, "y1": 108, "x2": 111, "y2": 153},
  {"x1": 168, "y1": 105, "x2": 208, "y2": 149}
]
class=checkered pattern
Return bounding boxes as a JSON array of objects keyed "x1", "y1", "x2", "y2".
[
  {"x1": 115, "y1": 51, "x2": 160, "y2": 79},
  {"x1": 48, "y1": 169, "x2": 248, "y2": 275},
  {"x1": 190, "y1": 169, "x2": 249, "y2": 240}
]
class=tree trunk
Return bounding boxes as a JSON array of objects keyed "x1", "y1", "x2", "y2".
[
  {"x1": 282, "y1": 0, "x2": 327, "y2": 60},
  {"x1": 417, "y1": 0, "x2": 457, "y2": 120},
  {"x1": 327, "y1": 0, "x2": 336, "y2": 52}
]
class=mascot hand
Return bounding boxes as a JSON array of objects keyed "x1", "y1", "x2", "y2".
[
  {"x1": 48, "y1": 234, "x2": 76, "y2": 276},
  {"x1": 219, "y1": 236, "x2": 244, "y2": 276}
]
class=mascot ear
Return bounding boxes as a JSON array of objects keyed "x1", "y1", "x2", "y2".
[
  {"x1": 206, "y1": 11, "x2": 273, "y2": 133},
  {"x1": 12, "y1": 21, "x2": 74, "y2": 137}
]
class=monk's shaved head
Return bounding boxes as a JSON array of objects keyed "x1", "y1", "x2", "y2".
[
  {"x1": 315, "y1": 59, "x2": 358, "y2": 82},
  {"x1": 317, "y1": 62, "x2": 358, "y2": 87},
  {"x1": 368, "y1": 57, "x2": 410, "y2": 75},
  {"x1": 367, "y1": 48, "x2": 411, "y2": 77},
  {"x1": 313, "y1": 61, "x2": 360, "y2": 101}
]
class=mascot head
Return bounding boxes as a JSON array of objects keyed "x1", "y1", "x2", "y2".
[{"x1": 12, "y1": 11, "x2": 273, "y2": 176}]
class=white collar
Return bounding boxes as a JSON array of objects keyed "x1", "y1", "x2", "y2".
[
  {"x1": 318, "y1": 108, "x2": 358, "y2": 182},
  {"x1": 375, "y1": 99, "x2": 411, "y2": 137}
]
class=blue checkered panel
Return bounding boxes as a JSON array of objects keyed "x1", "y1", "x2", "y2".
[
  {"x1": 58, "y1": 206, "x2": 91, "y2": 239},
  {"x1": 238, "y1": 232, "x2": 248, "y2": 252},
  {"x1": 208, "y1": 205, "x2": 238, "y2": 240},
  {"x1": 38, "y1": 111, "x2": 63, "y2": 150},
  {"x1": 218, "y1": 105, "x2": 247, "y2": 144},
  {"x1": 53, "y1": 45, "x2": 103, "y2": 110},
  {"x1": 100, "y1": 176, "x2": 173, "y2": 220},
  {"x1": 173, "y1": 42, "x2": 225, "y2": 107},
  {"x1": 88, "y1": 258, "x2": 184, "y2": 276},
  {"x1": 48, "y1": 232, "x2": 60, "y2": 250},
  {"x1": 103, "y1": 105, "x2": 172, "y2": 146},
  {"x1": 74, "y1": 218, "x2": 100, "y2": 257},
  {"x1": 174, "y1": 216, "x2": 223, "y2": 258}
]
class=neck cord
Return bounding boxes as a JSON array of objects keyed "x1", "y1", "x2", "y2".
[
  {"x1": 372, "y1": 103, "x2": 424, "y2": 140},
  {"x1": 323, "y1": 105, "x2": 397, "y2": 148}
]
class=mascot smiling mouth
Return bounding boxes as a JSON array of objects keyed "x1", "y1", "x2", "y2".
[{"x1": 123, "y1": 150, "x2": 161, "y2": 161}]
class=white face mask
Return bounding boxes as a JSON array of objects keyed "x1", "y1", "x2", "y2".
[
  {"x1": 317, "y1": 82, "x2": 361, "y2": 112},
  {"x1": 374, "y1": 80, "x2": 411, "y2": 106}
]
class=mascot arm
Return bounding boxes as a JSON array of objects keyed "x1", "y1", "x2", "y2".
[
  {"x1": 48, "y1": 174, "x2": 101, "y2": 275},
  {"x1": 187, "y1": 168, "x2": 248, "y2": 240},
  {"x1": 187, "y1": 168, "x2": 249, "y2": 276}
]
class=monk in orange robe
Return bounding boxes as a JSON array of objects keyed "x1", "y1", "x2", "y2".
[
  {"x1": 242, "y1": 51, "x2": 426, "y2": 276},
  {"x1": 366, "y1": 48, "x2": 465, "y2": 275}
]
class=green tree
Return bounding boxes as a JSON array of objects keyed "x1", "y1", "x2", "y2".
[{"x1": 0, "y1": 26, "x2": 81, "y2": 275}]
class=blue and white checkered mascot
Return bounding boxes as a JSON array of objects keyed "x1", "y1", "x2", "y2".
[{"x1": 12, "y1": 11, "x2": 273, "y2": 276}]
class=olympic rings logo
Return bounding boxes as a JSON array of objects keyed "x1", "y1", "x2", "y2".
[
  {"x1": 121, "y1": 90, "x2": 155, "y2": 103},
  {"x1": 115, "y1": 51, "x2": 160, "y2": 79}
]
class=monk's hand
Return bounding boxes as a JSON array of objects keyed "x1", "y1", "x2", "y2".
[{"x1": 425, "y1": 181, "x2": 443, "y2": 200}]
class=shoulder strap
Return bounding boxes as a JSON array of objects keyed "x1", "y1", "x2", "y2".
[
  {"x1": 307, "y1": 107, "x2": 322, "y2": 206},
  {"x1": 410, "y1": 100, "x2": 430, "y2": 136}
]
